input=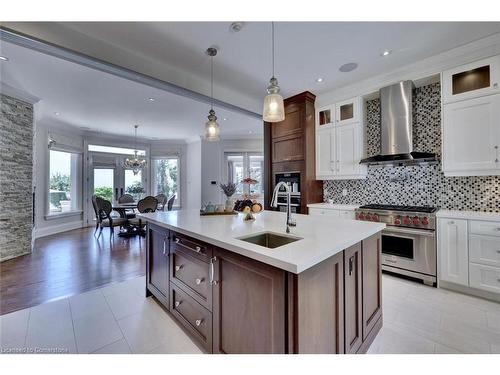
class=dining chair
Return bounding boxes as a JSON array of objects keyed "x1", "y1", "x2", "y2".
[
  {"x1": 128, "y1": 196, "x2": 158, "y2": 234},
  {"x1": 167, "y1": 194, "x2": 176, "y2": 211},
  {"x1": 118, "y1": 194, "x2": 136, "y2": 218},
  {"x1": 91, "y1": 195, "x2": 100, "y2": 234},
  {"x1": 155, "y1": 194, "x2": 167, "y2": 211},
  {"x1": 95, "y1": 196, "x2": 128, "y2": 239}
]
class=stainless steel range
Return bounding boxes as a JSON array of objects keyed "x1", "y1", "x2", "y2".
[{"x1": 355, "y1": 204, "x2": 437, "y2": 286}]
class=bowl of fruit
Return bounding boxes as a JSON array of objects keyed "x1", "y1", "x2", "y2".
[{"x1": 233, "y1": 199, "x2": 263, "y2": 221}]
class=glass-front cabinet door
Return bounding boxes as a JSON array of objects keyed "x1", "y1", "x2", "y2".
[
  {"x1": 335, "y1": 97, "x2": 361, "y2": 125},
  {"x1": 316, "y1": 105, "x2": 335, "y2": 128},
  {"x1": 442, "y1": 55, "x2": 500, "y2": 103}
]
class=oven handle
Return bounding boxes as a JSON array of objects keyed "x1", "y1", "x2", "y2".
[{"x1": 383, "y1": 226, "x2": 435, "y2": 237}]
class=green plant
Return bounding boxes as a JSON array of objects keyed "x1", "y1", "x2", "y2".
[
  {"x1": 50, "y1": 173, "x2": 70, "y2": 192},
  {"x1": 125, "y1": 181, "x2": 145, "y2": 195},
  {"x1": 155, "y1": 159, "x2": 178, "y2": 198},
  {"x1": 94, "y1": 186, "x2": 113, "y2": 202}
]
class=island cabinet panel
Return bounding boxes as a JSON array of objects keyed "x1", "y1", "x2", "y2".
[
  {"x1": 344, "y1": 242, "x2": 363, "y2": 354},
  {"x1": 292, "y1": 251, "x2": 345, "y2": 354},
  {"x1": 212, "y1": 248, "x2": 286, "y2": 354},
  {"x1": 170, "y1": 231, "x2": 213, "y2": 263},
  {"x1": 146, "y1": 223, "x2": 170, "y2": 307},
  {"x1": 170, "y1": 282, "x2": 213, "y2": 353},
  {"x1": 362, "y1": 233, "x2": 382, "y2": 340}
]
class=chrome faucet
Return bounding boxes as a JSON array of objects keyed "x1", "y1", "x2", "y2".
[{"x1": 270, "y1": 181, "x2": 296, "y2": 233}]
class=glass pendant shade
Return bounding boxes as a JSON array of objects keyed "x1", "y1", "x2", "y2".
[
  {"x1": 205, "y1": 109, "x2": 220, "y2": 141},
  {"x1": 263, "y1": 77, "x2": 285, "y2": 122}
]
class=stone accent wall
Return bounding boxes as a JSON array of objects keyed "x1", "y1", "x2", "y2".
[
  {"x1": 323, "y1": 83, "x2": 500, "y2": 212},
  {"x1": 0, "y1": 94, "x2": 34, "y2": 261}
]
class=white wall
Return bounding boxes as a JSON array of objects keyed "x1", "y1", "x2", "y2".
[
  {"x1": 201, "y1": 138, "x2": 263, "y2": 205},
  {"x1": 185, "y1": 139, "x2": 202, "y2": 209}
]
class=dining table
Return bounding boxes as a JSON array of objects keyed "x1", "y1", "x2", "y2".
[{"x1": 111, "y1": 202, "x2": 141, "y2": 237}]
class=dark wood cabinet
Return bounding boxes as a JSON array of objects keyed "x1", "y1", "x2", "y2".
[
  {"x1": 344, "y1": 242, "x2": 363, "y2": 354},
  {"x1": 264, "y1": 91, "x2": 323, "y2": 213},
  {"x1": 146, "y1": 223, "x2": 170, "y2": 307},
  {"x1": 362, "y1": 233, "x2": 382, "y2": 340},
  {"x1": 212, "y1": 247, "x2": 286, "y2": 354}
]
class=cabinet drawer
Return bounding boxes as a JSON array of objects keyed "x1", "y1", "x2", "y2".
[
  {"x1": 272, "y1": 134, "x2": 304, "y2": 163},
  {"x1": 339, "y1": 210, "x2": 355, "y2": 220},
  {"x1": 469, "y1": 263, "x2": 500, "y2": 294},
  {"x1": 469, "y1": 235, "x2": 500, "y2": 267},
  {"x1": 171, "y1": 232, "x2": 213, "y2": 263},
  {"x1": 309, "y1": 208, "x2": 339, "y2": 217},
  {"x1": 170, "y1": 250, "x2": 212, "y2": 310},
  {"x1": 170, "y1": 283, "x2": 212, "y2": 352},
  {"x1": 469, "y1": 220, "x2": 500, "y2": 237}
]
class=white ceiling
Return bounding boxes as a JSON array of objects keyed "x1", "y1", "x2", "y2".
[
  {"x1": 0, "y1": 40, "x2": 263, "y2": 141},
  {"x1": 58, "y1": 21, "x2": 500, "y2": 100}
]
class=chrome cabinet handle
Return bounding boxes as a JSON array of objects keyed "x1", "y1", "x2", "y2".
[
  {"x1": 495, "y1": 145, "x2": 499, "y2": 163},
  {"x1": 195, "y1": 278, "x2": 203, "y2": 285},
  {"x1": 210, "y1": 257, "x2": 218, "y2": 285},
  {"x1": 195, "y1": 319, "x2": 203, "y2": 327},
  {"x1": 163, "y1": 238, "x2": 166, "y2": 255},
  {"x1": 174, "y1": 301, "x2": 180, "y2": 307},
  {"x1": 195, "y1": 246, "x2": 201, "y2": 253},
  {"x1": 493, "y1": 82, "x2": 498, "y2": 88},
  {"x1": 175, "y1": 238, "x2": 180, "y2": 243},
  {"x1": 175, "y1": 265, "x2": 183, "y2": 271}
]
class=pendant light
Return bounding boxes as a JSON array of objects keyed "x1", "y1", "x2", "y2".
[
  {"x1": 263, "y1": 22, "x2": 285, "y2": 123},
  {"x1": 123, "y1": 125, "x2": 147, "y2": 175},
  {"x1": 205, "y1": 47, "x2": 220, "y2": 141}
]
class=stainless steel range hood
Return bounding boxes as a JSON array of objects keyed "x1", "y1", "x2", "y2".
[{"x1": 360, "y1": 80, "x2": 437, "y2": 166}]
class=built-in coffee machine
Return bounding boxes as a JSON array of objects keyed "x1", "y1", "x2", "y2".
[{"x1": 273, "y1": 172, "x2": 301, "y2": 213}]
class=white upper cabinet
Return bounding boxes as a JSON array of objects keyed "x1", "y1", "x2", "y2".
[
  {"x1": 438, "y1": 218, "x2": 469, "y2": 286},
  {"x1": 316, "y1": 127, "x2": 335, "y2": 178},
  {"x1": 316, "y1": 105, "x2": 335, "y2": 129},
  {"x1": 335, "y1": 97, "x2": 361, "y2": 125},
  {"x1": 442, "y1": 94, "x2": 500, "y2": 176},
  {"x1": 336, "y1": 123, "x2": 362, "y2": 176},
  {"x1": 442, "y1": 55, "x2": 500, "y2": 104}
]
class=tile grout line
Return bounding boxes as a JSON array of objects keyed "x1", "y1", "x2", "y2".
[
  {"x1": 23, "y1": 307, "x2": 32, "y2": 347},
  {"x1": 101, "y1": 288, "x2": 133, "y2": 354},
  {"x1": 67, "y1": 298, "x2": 79, "y2": 354}
]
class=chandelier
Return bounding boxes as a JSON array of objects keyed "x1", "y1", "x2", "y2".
[{"x1": 124, "y1": 125, "x2": 147, "y2": 175}]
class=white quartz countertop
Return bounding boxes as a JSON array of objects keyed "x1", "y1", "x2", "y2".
[
  {"x1": 138, "y1": 210, "x2": 385, "y2": 274},
  {"x1": 307, "y1": 203, "x2": 360, "y2": 210},
  {"x1": 436, "y1": 209, "x2": 500, "y2": 222}
]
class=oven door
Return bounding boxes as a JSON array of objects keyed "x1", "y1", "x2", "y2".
[{"x1": 381, "y1": 227, "x2": 436, "y2": 277}]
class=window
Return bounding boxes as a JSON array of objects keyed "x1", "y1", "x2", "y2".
[
  {"x1": 152, "y1": 157, "x2": 180, "y2": 206},
  {"x1": 88, "y1": 144, "x2": 146, "y2": 156},
  {"x1": 225, "y1": 152, "x2": 263, "y2": 198},
  {"x1": 48, "y1": 150, "x2": 81, "y2": 214},
  {"x1": 124, "y1": 169, "x2": 144, "y2": 201}
]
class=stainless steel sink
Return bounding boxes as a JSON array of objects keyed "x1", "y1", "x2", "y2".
[{"x1": 237, "y1": 232, "x2": 302, "y2": 249}]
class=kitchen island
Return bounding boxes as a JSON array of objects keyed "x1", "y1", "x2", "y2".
[{"x1": 138, "y1": 209, "x2": 385, "y2": 354}]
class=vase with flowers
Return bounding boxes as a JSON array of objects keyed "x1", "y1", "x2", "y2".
[{"x1": 219, "y1": 182, "x2": 237, "y2": 212}]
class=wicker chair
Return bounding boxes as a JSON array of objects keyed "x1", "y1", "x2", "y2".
[
  {"x1": 167, "y1": 194, "x2": 176, "y2": 211},
  {"x1": 118, "y1": 194, "x2": 136, "y2": 218},
  {"x1": 155, "y1": 194, "x2": 167, "y2": 211},
  {"x1": 128, "y1": 196, "x2": 158, "y2": 233},
  {"x1": 94, "y1": 195, "x2": 128, "y2": 239}
]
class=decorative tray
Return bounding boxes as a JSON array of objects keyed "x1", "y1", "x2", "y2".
[{"x1": 200, "y1": 210, "x2": 238, "y2": 216}]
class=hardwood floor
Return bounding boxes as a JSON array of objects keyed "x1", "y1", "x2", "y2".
[{"x1": 0, "y1": 227, "x2": 146, "y2": 315}]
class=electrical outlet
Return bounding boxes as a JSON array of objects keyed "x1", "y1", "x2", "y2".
[{"x1": 342, "y1": 189, "x2": 348, "y2": 197}]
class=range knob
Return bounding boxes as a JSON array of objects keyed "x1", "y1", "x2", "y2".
[
  {"x1": 372, "y1": 214, "x2": 379, "y2": 222},
  {"x1": 394, "y1": 216, "x2": 401, "y2": 225},
  {"x1": 412, "y1": 216, "x2": 420, "y2": 226},
  {"x1": 358, "y1": 213, "x2": 365, "y2": 220},
  {"x1": 366, "y1": 213, "x2": 372, "y2": 221},
  {"x1": 421, "y1": 217, "x2": 429, "y2": 226},
  {"x1": 403, "y1": 216, "x2": 411, "y2": 225}
]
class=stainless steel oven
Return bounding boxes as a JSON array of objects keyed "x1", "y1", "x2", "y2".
[
  {"x1": 381, "y1": 226, "x2": 436, "y2": 285},
  {"x1": 355, "y1": 204, "x2": 437, "y2": 286}
]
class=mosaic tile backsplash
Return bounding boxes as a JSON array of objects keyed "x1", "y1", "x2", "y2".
[{"x1": 323, "y1": 83, "x2": 500, "y2": 212}]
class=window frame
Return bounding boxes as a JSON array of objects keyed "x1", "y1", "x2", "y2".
[
  {"x1": 46, "y1": 147, "x2": 83, "y2": 218},
  {"x1": 223, "y1": 151, "x2": 264, "y2": 199},
  {"x1": 151, "y1": 155, "x2": 181, "y2": 208}
]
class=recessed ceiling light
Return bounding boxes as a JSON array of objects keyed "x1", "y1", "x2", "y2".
[
  {"x1": 339, "y1": 63, "x2": 358, "y2": 73},
  {"x1": 381, "y1": 50, "x2": 391, "y2": 57},
  {"x1": 223, "y1": 117, "x2": 228, "y2": 121},
  {"x1": 54, "y1": 112, "x2": 60, "y2": 116},
  {"x1": 248, "y1": 130, "x2": 253, "y2": 134},
  {"x1": 0, "y1": 56, "x2": 8, "y2": 61},
  {"x1": 316, "y1": 78, "x2": 324, "y2": 83},
  {"x1": 230, "y1": 22, "x2": 244, "y2": 33},
  {"x1": 148, "y1": 97, "x2": 155, "y2": 102}
]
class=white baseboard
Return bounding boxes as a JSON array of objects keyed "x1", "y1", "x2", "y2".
[{"x1": 35, "y1": 220, "x2": 84, "y2": 239}]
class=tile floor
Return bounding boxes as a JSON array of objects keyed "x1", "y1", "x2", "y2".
[{"x1": 1, "y1": 274, "x2": 499, "y2": 354}]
